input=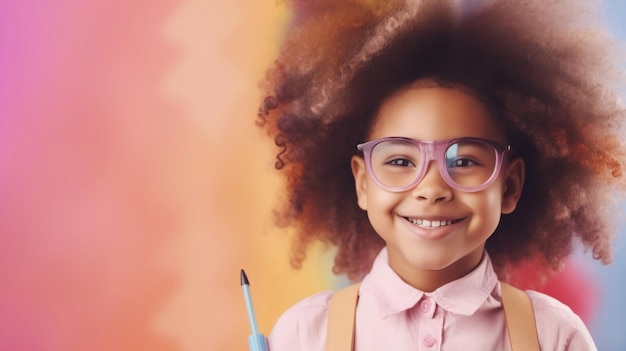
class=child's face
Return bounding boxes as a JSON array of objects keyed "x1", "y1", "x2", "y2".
[{"x1": 351, "y1": 85, "x2": 524, "y2": 290}]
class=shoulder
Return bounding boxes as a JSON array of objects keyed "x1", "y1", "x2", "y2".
[
  {"x1": 268, "y1": 290, "x2": 333, "y2": 351},
  {"x1": 526, "y1": 290, "x2": 597, "y2": 351}
]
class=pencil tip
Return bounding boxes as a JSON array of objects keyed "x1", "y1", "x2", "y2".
[{"x1": 240, "y1": 269, "x2": 249, "y2": 286}]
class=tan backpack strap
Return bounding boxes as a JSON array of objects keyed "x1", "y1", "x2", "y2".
[
  {"x1": 500, "y1": 282, "x2": 541, "y2": 351},
  {"x1": 326, "y1": 281, "x2": 539, "y2": 351},
  {"x1": 326, "y1": 283, "x2": 360, "y2": 351}
]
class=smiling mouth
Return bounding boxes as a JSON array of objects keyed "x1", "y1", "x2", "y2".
[{"x1": 404, "y1": 217, "x2": 462, "y2": 228}]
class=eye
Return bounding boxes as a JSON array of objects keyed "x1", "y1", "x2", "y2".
[
  {"x1": 447, "y1": 158, "x2": 478, "y2": 168},
  {"x1": 386, "y1": 158, "x2": 416, "y2": 167}
]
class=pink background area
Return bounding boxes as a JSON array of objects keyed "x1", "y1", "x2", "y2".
[
  {"x1": 0, "y1": 1, "x2": 623, "y2": 350},
  {"x1": 0, "y1": 1, "x2": 328, "y2": 350}
]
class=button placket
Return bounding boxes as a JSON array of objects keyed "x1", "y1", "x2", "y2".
[{"x1": 415, "y1": 297, "x2": 442, "y2": 350}]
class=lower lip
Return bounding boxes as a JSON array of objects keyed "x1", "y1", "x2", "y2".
[{"x1": 401, "y1": 217, "x2": 462, "y2": 241}]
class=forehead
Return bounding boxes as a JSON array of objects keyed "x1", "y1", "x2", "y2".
[{"x1": 369, "y1": 86, "x2": 505, "y2": 142}]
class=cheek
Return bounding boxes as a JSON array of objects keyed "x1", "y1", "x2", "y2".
[
  {"x1": 464, "y1": 190, "x2": 504, "y2": 232},
  {"x1": 365, "y1": 185, "x2": 399, "y2": 213},
  {"x1": 363, "y1": 183, "x2": 402, "y2": 227}
]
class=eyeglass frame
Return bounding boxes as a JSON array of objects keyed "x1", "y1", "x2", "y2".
[{"x1": 356, "y1": 136, "x2": 512, "y2": 193}]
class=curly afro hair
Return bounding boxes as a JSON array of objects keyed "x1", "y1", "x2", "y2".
[{"x1": 257, "y1": 0, "x2": 626, "y2": 281}]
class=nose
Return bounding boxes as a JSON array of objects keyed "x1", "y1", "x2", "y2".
[{"x1": 411, "y1": 161, "x2": 453, "y2": 203}]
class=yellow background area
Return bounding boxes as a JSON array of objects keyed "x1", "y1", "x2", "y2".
[{"x1": 156, "y1": 2, "x2": 330, "y2": 350}]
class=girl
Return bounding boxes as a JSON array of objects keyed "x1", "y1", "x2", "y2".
[{"x1": 257, "y1": 0, "x2": 626, "y2": 349}]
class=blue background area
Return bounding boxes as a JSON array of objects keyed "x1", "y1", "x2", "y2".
[{"x1": 583, "y1": 2, "x2": 626, "y2": 349}]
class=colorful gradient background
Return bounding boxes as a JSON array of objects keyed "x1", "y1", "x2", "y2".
[{"x1": 1, "y1": 1, "x2": 624, "y2": 350}]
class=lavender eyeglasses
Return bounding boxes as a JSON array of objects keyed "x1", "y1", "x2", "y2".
[{"x1": 357, "y1": 136, "x2": 511, "y2": 192}]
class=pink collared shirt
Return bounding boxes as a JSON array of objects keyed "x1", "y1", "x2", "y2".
[{"x1": 268, "y1": 248, "x2": 597, "y2": 351}]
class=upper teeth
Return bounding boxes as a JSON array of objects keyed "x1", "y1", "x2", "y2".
[{"x1": 407, "y1": 218, "x2": 454, "y2": 228}]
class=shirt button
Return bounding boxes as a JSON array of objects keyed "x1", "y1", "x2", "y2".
[
  {"x1": 419, "y1": 300, "x2": 431, "y2": 313},
  {"x1": 423, "y1": 336, "x2": 436, "y2": 348}
]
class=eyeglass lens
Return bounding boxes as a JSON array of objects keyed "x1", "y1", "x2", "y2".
[{"x1": 369, "y1": 139, "x2": 498, "y2": 189}]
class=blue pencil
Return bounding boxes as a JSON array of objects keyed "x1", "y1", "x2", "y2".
[{"x1": 241, "y1": 269, "x2": 269, "y2": 351}]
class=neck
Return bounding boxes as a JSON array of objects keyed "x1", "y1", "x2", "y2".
[{"x1": 391, "y1": 249, "x2": 484, "y2": 292}]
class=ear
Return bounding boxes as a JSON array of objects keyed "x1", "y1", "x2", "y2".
[
  {"x1": 351, "y1": 155, "x2": 369, "y2": 210},
  {"x1": 500, "y1": 157, "x2": 525, "y2": 214}
]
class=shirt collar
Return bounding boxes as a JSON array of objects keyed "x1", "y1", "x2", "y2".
[
  {"x1": 427, "y1": 251, "x2": 499, "y2": 315},
  {"x1": 360, "y1": 247, "x2": 499, "y2": 318},
  {"x1": 361, "y1": 247, "x2": 424, "y2": 317}
]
